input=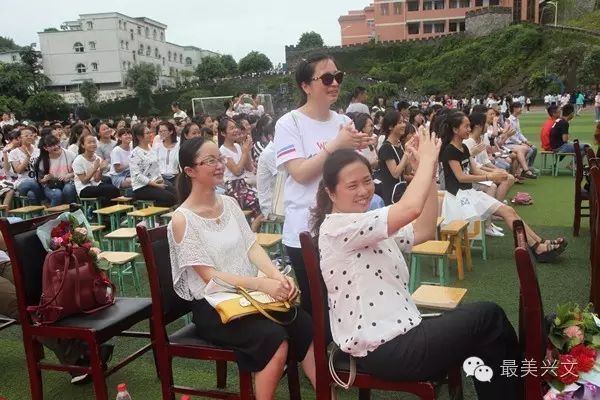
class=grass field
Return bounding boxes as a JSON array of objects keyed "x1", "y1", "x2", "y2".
[{"x1": 0, "y1": 109, "x2": 598, "y2": 400}]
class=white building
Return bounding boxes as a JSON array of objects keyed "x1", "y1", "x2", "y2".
[
  {"x1": 0, "y1": 50, "x2": 21, "y2": 64},
  {"x1": 38, "y1": 12, "x2": 218, "y2": 104}
]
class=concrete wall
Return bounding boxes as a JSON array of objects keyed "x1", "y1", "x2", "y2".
[{"x1": 465, "y1": 6, "x2": 513, "y2": 36}]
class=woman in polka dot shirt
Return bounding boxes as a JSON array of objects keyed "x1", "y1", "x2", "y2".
[{"x1": 312, "y1": 128, "x2": 519, "y2": 399}]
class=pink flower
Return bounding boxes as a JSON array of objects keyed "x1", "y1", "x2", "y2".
[
  {"x1": 74, "y1": 227, "x2": 88, "y2": 236},
  {"x1": 563, "y1": 326, "x2": 584, "y2": 343}
]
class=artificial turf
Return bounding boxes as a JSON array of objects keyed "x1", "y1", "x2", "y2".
[{"x1": 0, "y1": 109, "x2": 597, "y2": 400}]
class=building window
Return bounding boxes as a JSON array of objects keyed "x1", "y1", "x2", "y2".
[
  {"x1": 76, "y1": 63, "x2": 86, "y2": 73},
  {"x1": 145, "y1": 27, "x2": 149, "y2": 37},
  {"x1": 123, "y1": 61, "x2": 127, "y2": 70},
  {"x1": 125, "y1": 41, "x2": 129, "y2": 50},
  {"x1": 475, "y1": 0, "x2": 483, "y2": 5},
  {"x1": 162, "y1": 57, "x2": 165, "y2": 66},
  {"x1": 123, "y1": 21, "x2": 127, "y2": 30},
  {"x1": 380, "y1": 3, "x2": 389, "y2": 15},
  {"x1": 153, "y1": 29, "x2": 157, "y2": 40},
  {"x1": 132, "y1": 51, "x2": 136, "y2": 61},
  {"x1": 393, "y1": 2, "x2": 402, "y2": 14},
  {"x1": 168, "y1": 51, "x2": 171, "y2": 61},
  {"x1": 87, "y1": 21, "x2": 93, "y2": 30},
  {"x1": 146, "y1": 46, "x2": 151, "y2": 56},
  {"x1": 89, "y1": 41, "x2": 96, "y2": 50},
  {"x1": 119, "y1": 20, "x2": 122, "y2": 29},
  {"x1": 489, "y1": 0, "x2": 500, "y2": 5},
  {"x1": 407, "y1": 1, "x2": 419, "y2": 11},
  {"x1": 185, "y1": 57, "x2": 192, "y2": 66},
  {"x1": 130, "y1": 29, "x2": 134, "y2": 40},
  {"x1": 407, "y1": 22, "x2": 420, "y2": 34},
  {"x1": 160, "y1": 31, "x2": 164, "y2": 41},
  {"x1": 423, "y1": 0, "x2": 445, "y2": 10},
  {"x1": 450, "y1": 0, "x2": 471, "y2": 7},
  {"x1": 120, "y1": 40, "x2": 124, "y2": 49},
  {"x1": 127, "y1": 61, "x2": 131, "y2": 69},
  {"x1": 155, "y1": 48, "x2": 159, "y2": 58},
  {"x1": 11, "y1": 55, "x2": 16, "y2": 61},
  {"x1": 169, "y1": 66, "x2": 175, "y2": 76},
  {"x1": 137, "y1": 26, "x2": 142, "y2": 35},
  {"x1": 73, "y1": 42, "x2": 84, "y2": 53},
  {"x1": 179, "y1": 54, "x2": 182, "y2": 63},
  {"x1": 91, "y1": 62, "x2": 98, "y2": 71},
  {"x1": 138, "y1": 44, "x2": 144, "y2": 55}
]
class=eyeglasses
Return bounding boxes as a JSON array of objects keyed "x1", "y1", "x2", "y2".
[
  {"x1": 312, "y1": 71, "x2": 344, "y2": 86},
  {"x1": 195, "y1": 155, "x2": 227, "y2": 167}
]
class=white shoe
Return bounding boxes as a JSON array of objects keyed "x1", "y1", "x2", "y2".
[
  {"x1": 485, "y1": 227, "x2": 504, "y2": 237},
  {"x1": 490, "y1": 223, "x2": 504, "y2": 232}
]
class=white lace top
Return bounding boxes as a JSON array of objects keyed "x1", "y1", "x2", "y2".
[{"x1": 167, "y1": 195, "x2": 258, "y2": 301}]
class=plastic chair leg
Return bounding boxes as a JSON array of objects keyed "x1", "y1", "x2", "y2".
[{"x1": 131, "y1": 260, "x2": 141, "y2": 296}]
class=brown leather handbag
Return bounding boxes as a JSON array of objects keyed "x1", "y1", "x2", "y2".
[{"x1": 27, "y1": 245, "x2": 116, "y2": 325}]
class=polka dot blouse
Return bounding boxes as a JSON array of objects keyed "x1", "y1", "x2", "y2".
[{"x1": 319, "y1": 206, "x2": 422, "y2": 357}]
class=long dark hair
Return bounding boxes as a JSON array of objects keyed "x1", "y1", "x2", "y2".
[
  {"x1": 78, "y1": 131, "x2": 94, "y2": 154},
  {"x1": 381, "y1": 110, "x2": 400, "y2": 139},
  {"x1": 217, "y1": 116, "x2": 234, "y2": 147},
  {"x1": 69, "y1": 123, "x2": 87, "y2": 145},
  {"x1": 132, "y1": 123, "x2": 147, "y2": 147},
  {"x1": 310, "y1": 149, "x2": 372, "y2": 237},
  {"x1": 157, "y1": 121, "x2": 178, "y2": 144},
  {"x1": 295, "y1": 53, "x2": 336, "y2": 107},
  {"x1": 435, "y1": 109, "x2": 466, "y2": 157},
  {"x1": 35, "y1": 134, "x2": 60, "y2": 178},
  {"x1": 176, "y1": 136, "x2": 207, "y2": 204},
  {"x1": 180, "y1": 122, "x2": 199, "y2": 144}
]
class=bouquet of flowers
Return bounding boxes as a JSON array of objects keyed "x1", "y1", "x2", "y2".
[
  {"x1": 36, "y1": 210, "x2": 110, "y2": 271},
  {"x1": 544, "y1": 303, "x2": 600, "y2": 399}
]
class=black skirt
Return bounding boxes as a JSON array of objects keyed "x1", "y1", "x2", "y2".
[{"x1": 190, "y1": 299, "x2": 313, "y2": 372}]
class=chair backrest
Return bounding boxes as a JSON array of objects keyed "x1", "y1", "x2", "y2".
[
  {"x1": 587, "y1": 147, "x2": 598, "y2": 168},
  {"x1": 136, "y1": 224, "x2": 191, "y2": 333},
  {"x1": 0, "y1": 214, "x2": 61, "y2": 325},
  {"x1": 299, "y1": 231, "x2": 334, "y2": 399},
  {"x1": 589, "y1": 166, "x2": 600, "y2": 307},
  {"x1": 574, "y1": 139, "x2": 584, "y2": 184},
  {"x1": 512, "y1": 220, "x2": 545, "y2": 400}
]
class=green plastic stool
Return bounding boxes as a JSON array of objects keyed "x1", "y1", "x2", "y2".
[
  {"x1": 80, "y1": 198, "x2": 102, "y2": 223},
  {"x1": 101, "y1": 251, "x2": 141, "y2": 296}
]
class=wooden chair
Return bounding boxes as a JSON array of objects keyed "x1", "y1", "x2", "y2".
[
  {"x1": 136, "y1": 224, "x2": 302, "y2": 400},
  {"x1": 299, "y1": 231, "x2": 463, "y2": 400},
  {"x1": 573, "y1": 139, "x2": 590, "y2": 236},
  {"x1": 0, "y1": 215, "x2": 154, "y2": 400},
  {"x1": 588, "y1": 166, "x2": 600, "y2": 308},
  {"x1": 512, "y1": 220, "x2": 546, "y2": 400}
]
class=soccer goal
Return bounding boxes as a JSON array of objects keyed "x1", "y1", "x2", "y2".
[{"x1": 191, "y1": 94, "x2": 274, "y2": 117}]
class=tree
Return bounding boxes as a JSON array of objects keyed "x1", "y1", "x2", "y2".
[
  {"x1": 297, "y1": 31, "x2": 324, "y2": 50},
  {"x1": 0, "y1": 36, "x2": 20, "y2": 51},
  {"x1": 367, "y1": 81, "x2": 399, "y2": 100},
  {"x1": 0, "y1": 63, "x2": 37, "y2": 100},
  {"x1": 125, "y1": 63, "x2": 159, "y2": 114},
  {"x1": 24, "y1": 91, "x2": 68, "y2": 120},
  {"x1": 179, "y1": 70, "x2": 196, "y2": 86},
  {"x1": 220, "y1": 54, "x2": 238, "y2": 75},
  {"x1": 238, "y1": 51, "x2": 273, "y2": 75},
  {"x1": 194, "y1": 56, "x2": 227, "y2": 81},
  {"x1": 551, "y1": 43, "x2": 587, "y2": 91},
  {"x1": 0, "y1": 96, "x2": 24, "y2": 118},
  {"x1": 578, "y1": 46, "x2": 600, "y2": 86},
  {"x1": 79, "y1": 80, "x2": 99, "y2": 107},
  {"x1": 19, "y1": 46, "x2": 49, "y2": 91}
]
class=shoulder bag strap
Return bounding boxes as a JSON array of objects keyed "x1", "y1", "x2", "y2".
[
  {"x1": 236, "y1": 287, "x2": 297, "y2": 325},
  {"x1": 328, "y1": 345, "x2": 356, "y2": 393}
]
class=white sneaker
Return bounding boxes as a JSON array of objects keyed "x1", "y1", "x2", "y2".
[
  {"x1": 490, "y1": 223, "x2": 504, "y2": 232},
  {"x1": 485, "y1": 227, "x2": 504, "y2": 237}
]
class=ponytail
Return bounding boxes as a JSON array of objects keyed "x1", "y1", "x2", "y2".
[
  {"x1": 176, "y1": 173, "x2": 192, "y2": 205},
  {"x1": 177, "y1": 136, "x2": 207, "y2": 204},
  {"x1": 310, "y1": 180, "x2": 333, "y2": 237}
]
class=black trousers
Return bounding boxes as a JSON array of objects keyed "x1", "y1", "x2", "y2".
[
  {"x1": 79, "y1": 183, "x2": 121, "y2": 207},
  {"x1": 357, "y1": 302, "x2": 520, "y2": 400},
  {"x1": 285, "y1": 245, "x2": 312, "y2": 315},
  {"x1": 133, "y1": 182, "x2": 177, "y2": 207}
]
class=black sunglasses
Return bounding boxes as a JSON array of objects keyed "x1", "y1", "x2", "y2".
[{"x1": 312, "y1": 71, "x2": 344, "y2": 86}]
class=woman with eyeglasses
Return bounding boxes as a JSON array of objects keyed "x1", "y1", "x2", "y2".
[
  {"x1": 34, "y1": 134, "x2": 77, "y2": 206},
  {"x1": 273, "y1": 53, "x2": 376, "y2": 314},
  {"x1": 9, "y1": 126, "x2": 44, "y2": 205},
  {"x1": 153, "y1": 121, "x2": 180, "y2": 186},
  {"x1": 218, "y1": 117, "x2": 263, "y2": 231},
  {"x1": 130, "y1": 123, "x2": 177, "y2": 207},
  {"x1": 109, "y1": 128, "x2": 133, "y2": 190},
  {"x1": 168, "y1": 137, "x2": 316, "y2": 399}
]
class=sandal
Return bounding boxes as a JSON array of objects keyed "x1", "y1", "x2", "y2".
[
  {"x1": 541, "y1": 237, "x2": 568, "y2": 253},
  {"x1": 530, "y1": 241, "x2": 560, "y2": 263},
  {"x1": 522, "y1": 170, "x2": 537, "y2": 179}
]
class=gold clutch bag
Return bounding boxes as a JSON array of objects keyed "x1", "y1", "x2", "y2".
[{"x1": 214, "y1": 286, "x2": 298, "y2": 325}]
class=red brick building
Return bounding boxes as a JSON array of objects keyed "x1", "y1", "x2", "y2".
[{"x1": 339, "y1": 0, "x2": 540, "y2": 45}]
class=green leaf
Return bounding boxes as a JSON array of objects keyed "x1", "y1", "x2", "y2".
[
  {"x1": 96, "y1": 258, "x2": 110, "y2": 271},
  {"x1": 549, "y1": 333, "x2": 568, "y2": 351}
]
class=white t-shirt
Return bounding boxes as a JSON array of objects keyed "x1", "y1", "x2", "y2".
[
  {"x1": 72, "y1": 154, "x2": 102, "y2": 195},
  {"x1": 8, "y1": 146, "x2": 40, "y2": 187},
  {"x1": 109, "y1": 146, "x2": 131, "y2": 175},
  {"x1": 463, "y1": 137, "x2": 491, "y2": 167},
  {"x1": 274, "y1": 110, "x2": 351, "y2": 247},
  {"x1": 319, "y1": 206, "x2": 420, "y2": 357},
  {"x1": 220, "y1": 143, "x2": 246, "y2": 182},
  {"x1": 153, "y1": 140, "x2": 180, "y2": 178},
  {"x1": 256, "y1": 141, "x2": 277, "y2": 216},
  {"x1": 47, "y1": 149, "x2": 76, "y2": 178}
]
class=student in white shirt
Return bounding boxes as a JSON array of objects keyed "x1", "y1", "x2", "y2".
[
  {"x1": 153, "y1": 121, "x2": 180, "y2": 185},
  {"x1": 171, "y1": 102, "x2": 188, "y2": 120},
  {"x1": 273, "y1": 54, "x2": 375, "y2": 313},
  {"x1": 110, "y1": 128, "x2": 132, "y2": 189},
  {"x1": 9, "y1": 126, "x2": 43, "y2": 204},
  {"x1": 314, "y1": 138, "x2": 519, "y2": 400},
  {"x1": 34, "y1": 135, "x2": 77, "y2": 206}
]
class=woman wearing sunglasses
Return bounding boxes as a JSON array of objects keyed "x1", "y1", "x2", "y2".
[{"x1": 273, "y1": 53, "x2": 376, "y2": 314}]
